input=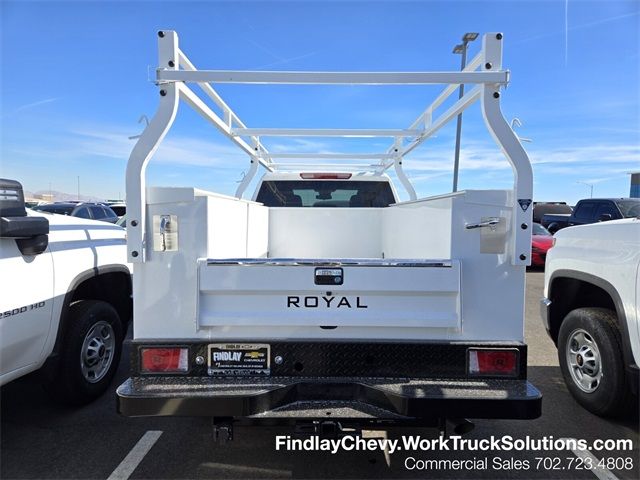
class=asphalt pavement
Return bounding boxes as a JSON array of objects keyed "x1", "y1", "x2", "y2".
[{"x1": 2, "y1": 271, "x2": 638, "y2": 479}]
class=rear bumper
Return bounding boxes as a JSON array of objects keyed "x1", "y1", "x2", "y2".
[{"x1": 117, "y1": 376, "x2": 542, "y2": 421}]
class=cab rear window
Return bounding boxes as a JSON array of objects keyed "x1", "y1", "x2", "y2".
[{"x1": 256, "y1": 181, "x2": 396, "y2": 207}]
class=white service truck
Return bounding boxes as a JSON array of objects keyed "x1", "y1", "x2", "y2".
[
  {"x1": 541, "y1": 218, "x2": 640, "y2": 417},
  {"x1": 0, "y1": 179, "x2": 131, "y2": 404},
  {"x1": 117, "y1": 31, "x2": 542, "y2": 437}
]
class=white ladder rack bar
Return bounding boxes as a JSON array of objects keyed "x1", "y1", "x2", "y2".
[
  {"x1": 403, "y1": 85, "x2": 482, "y2": 157},
  {"x1": 398, "y1": 86, "x2": 483, "y2": 164},
  {"x1": 418, "y1": 52, "x2": 484, "y2": 122},
  {"x1": 376, "y1": 85, "x2": 482, "y2": 174},
  {"x1": 406, "y1": 51, "x2": 484, "y2": 133},
  {"x1": 381, "y1": 51, "x2": 485, "y2": 164},
  {"x1": 177, "y1": 50, "x2": 271, "y2": 164},
  {"x1": 266, "y1": 152, "x2": 394, "y2": 160},
  {"x1": 178, "y1": 83, "x2": 273, "y2": 170},
  {"x1": 157, "y1": 70, "x2": 509, "y2": 85},
  {"x1": 232, "y1": 128, "x2": 423, "y2": 138},
  {"x1": 269, "y1": 163, "x2": 381, "y2": 170},
  {"x1": 127, "y1": 31, "x2": 532, "y2": 267}
]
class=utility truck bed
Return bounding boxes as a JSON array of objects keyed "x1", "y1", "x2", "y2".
[{"x1": 117, "y1": 31, "x2": 541, "y2": 436}]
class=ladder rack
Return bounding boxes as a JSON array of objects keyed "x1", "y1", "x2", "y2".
[{"x1": 126, "y1": 31, "x2": 532, "y2": 268}]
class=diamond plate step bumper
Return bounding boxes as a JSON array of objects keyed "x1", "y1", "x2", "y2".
[{"x1": 116, "y1": 376, "x2": 541, "y2": 420}]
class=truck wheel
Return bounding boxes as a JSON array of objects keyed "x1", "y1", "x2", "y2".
[
  {"x1": 48, "y1": 300, "x2": 123, "y2": 405},
  {"x1": 557, "y1": 307, "x2": 633, "y2": 417}
]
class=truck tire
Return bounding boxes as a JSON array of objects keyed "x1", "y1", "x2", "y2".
[
  {"x1": 48, "y1": 300, "x2": 123, "y2": 405},
  {"x1": 557, "y1": 307, "x2": 633, "y2": 417}
]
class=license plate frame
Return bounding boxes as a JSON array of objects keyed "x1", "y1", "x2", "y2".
[{"x1": 207, "y1": 343, "x2": 271, "y2": 376}]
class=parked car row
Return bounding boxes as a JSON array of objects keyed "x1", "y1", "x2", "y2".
[
  {"x1": 529, "y1": 198, "x2": 640, "y2": 267},
  {"x1": 33, "y1": 202, "x2": 120, "y2": 223},
  {"x1": 541, "y1": 198, "x2": 640, "y2": 234}
]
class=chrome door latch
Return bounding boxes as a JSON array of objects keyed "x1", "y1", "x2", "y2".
[
  {"x1": 153, "y1": 214, "x2": 178, "y2": 251},
  {"x1": 465, "y1": 217, "x2": 501, "y2": 231}
]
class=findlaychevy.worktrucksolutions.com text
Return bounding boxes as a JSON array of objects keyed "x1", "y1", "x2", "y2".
[{"x1": 275, "y1": 435, "x2": 633, "y2": 455}]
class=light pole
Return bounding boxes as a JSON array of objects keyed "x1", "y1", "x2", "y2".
[
  {"x1": 576, "y1": 181, "x2": 594, "y2": 198},
  {"x1": 452, "y1": 32, "x2": 479, "y2": 192}
]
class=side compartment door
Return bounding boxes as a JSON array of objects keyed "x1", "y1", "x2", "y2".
[{"x1": 0, "y1": 237, "x2": 54, "y2": 379}]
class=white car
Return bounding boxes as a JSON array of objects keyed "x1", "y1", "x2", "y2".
[
  {"x1": 542, "y1": 217, "x2": 640, "y2": 416},
  {"x1": 0, "y1": 179, "x2": 132, "y2": 405}
]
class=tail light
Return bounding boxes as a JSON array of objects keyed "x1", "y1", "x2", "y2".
[
  {"x1": 300, "y1": 173, "x2": 352, "y2": 179},
  {"x1": 140, "y1": 347, "x2": 189, "y2": 373},
  {"x1": 468, "y1": 348, "x2": 519, "y2": 377}
]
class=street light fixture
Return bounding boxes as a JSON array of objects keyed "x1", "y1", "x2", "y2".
[
  {"x1": 463, "y1": 32, "x2": 479, "y2": 42},
  {"x1": 452, "y1": 32, "x2": 479, "y2": 192}
]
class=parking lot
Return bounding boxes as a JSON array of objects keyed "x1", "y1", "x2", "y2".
[{"x1": 1, "y1": 271, "x2": 638, "y2": 480}]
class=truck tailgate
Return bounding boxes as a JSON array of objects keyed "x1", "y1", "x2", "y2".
[{"x1": 198, "y1": 258, "x2": 460, "y2": 329}]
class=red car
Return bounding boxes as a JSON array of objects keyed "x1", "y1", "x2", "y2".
[{"x1": 531, "y1": 223, "x2": 554, "y2": 267}]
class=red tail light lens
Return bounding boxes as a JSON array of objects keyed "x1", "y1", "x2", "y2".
[
  {"x1": 468, "y1": 349, "x2": 518, "y2": 377},
  {"x1": 300, "y1": 173, "x2": 352, "y2": 179},
  {"x1": 141, "y1": 347, "x2": 189, "y2": 373}
]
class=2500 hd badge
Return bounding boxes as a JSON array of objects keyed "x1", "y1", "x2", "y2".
[{"x1": 286, "y1": 296, "x2": 368, "y2": 309}]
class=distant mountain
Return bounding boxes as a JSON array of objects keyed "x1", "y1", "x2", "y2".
[{"x1": 24, "y1": 190, "x2": 105, "y2": 203}]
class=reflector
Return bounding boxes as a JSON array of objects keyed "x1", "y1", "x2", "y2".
[
  {"x1": 141, "y1": 347, "x2": 189, "y2": 373},
  {"x1": 468, "y1": 349, "x2": 518, "y2": 376}
]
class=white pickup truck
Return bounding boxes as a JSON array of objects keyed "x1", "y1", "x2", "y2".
[
  {"x1": 542, "y1": 218, "x2": 640, "y2": 417},
  {"x1": 117, "y1": 31, "x2": 541, "y2": 437},
  {"x1": 0, "y1": 179, "x2": 131, "y2": 405}
]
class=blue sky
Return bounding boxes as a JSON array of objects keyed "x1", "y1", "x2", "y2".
[{"x1": 1, "y1": 0, "x2": 638, "y2": 203}]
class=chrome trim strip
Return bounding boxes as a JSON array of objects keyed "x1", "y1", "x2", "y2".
[{"x1": 205, "y1": 258, "x2": 452, "y2": 267}]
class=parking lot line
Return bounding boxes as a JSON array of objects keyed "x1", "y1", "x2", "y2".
[
  {"x1": 107, "y1": 430, "x2": 163, "y2": 480},
  {"x1": 567, "y1": 441, "x2": 619, "y2": 480},
  {"x1": 200, "y1": 462, "x2": 291, "y2": 477}
]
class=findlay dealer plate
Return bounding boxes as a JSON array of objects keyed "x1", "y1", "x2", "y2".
[{"x1": 207, "y1": 343, "x2": 271, "y2": 376}]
